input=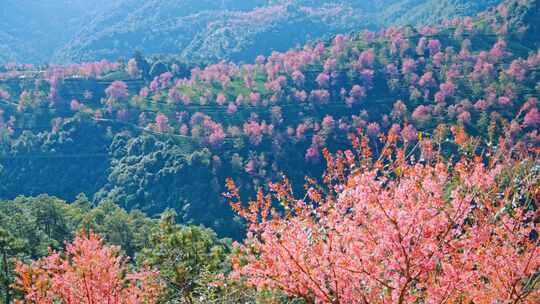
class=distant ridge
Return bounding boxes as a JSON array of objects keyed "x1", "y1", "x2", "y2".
[{"x1": 0, "y1": 0, "x2": 503, "y2": 64}]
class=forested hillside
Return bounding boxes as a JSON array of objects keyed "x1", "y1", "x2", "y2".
[
  {"x1": 0, "y1": 0, "x2": 539, "y2": 302},
  {"x1": 1, "y1": 0, "x2": 503, "y2": 64},
  {"x1": 1, "y1": 0, "x2": 538, "y2": 237},
  {"x1": 0, "y1": 0, "x2": 110, "y2": 63}
]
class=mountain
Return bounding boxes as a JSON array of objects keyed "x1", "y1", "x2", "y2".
[
  {"x1": 479, "y1": 0, "x2": 539, "y2": 48},
  {"x1": 1, "y1": 0, "x2": 503, "y2": 64},
  {"x1": 0, "y1": 0, "x2": 112, "y2": 63},
  {"x1": 380, "y1": 0, "x2": 501, "y2": 25},
  {"x1": 0, "y1": 0, "x2": 537, "y2": 238},
  {"x1": 0, "y1": 1, "x2": 538, "y2": 302}
]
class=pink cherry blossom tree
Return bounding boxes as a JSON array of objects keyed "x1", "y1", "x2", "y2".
[
  {"x1": 14, "y1": 232, "x2": 162, "y2": 304},
  {"x1": 226, "y1": 134, "x2": 540, "y2": 304},
  {"x1": 105, "y1": 80, "x2": 129, "y2": 101}
]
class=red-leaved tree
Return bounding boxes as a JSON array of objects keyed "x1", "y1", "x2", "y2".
[
  {"x1": 14, "y1": 232, "x2": 162, "y2": 304},
  {"x1": 226, "y1": 131, "x2": 540, "y2": 303}
]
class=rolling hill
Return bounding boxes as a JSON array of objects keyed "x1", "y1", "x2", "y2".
[
  {"x1": 1, "y1": 0, "x2": 503, "y2": 64},
  {"x1": 0, "y1": 0, "x2": 537, "y2": 237}
]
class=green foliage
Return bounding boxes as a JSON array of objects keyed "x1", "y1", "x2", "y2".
[
  {"x1": 0, "y1": 195, "x2": 80, "y2": 303},
  {"x1": 0, "y1": 118, "x2": 111, "y2": 201},
  {"x1": 0, "y1": 195, "x2": 259, "y2": 303},
  {"x1": 0, "y1": 228, "x2": 24, "y2": 303},
  {"x1": 138, "y1": 210, "x2": 233, "y2": 303},
  {"x1": 0, "y1": 195, "x2": 159, "y2": 302},
  {"x1": 150, "y1": 61, "x2": 169, "y2": 79},
  {"x1": 0, "y1": 196, "x2": 76, "y2": 257},
  {"x1": 95, "y1": 133, "x2": 243, "y2": 237},
  {"x1": 79, "y1": 199, "x2": 157, "y2": 257}
]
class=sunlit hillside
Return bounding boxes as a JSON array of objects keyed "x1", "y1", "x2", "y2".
[{"x1": 0, "y1": 0, "x2": 538, "y2": 303}]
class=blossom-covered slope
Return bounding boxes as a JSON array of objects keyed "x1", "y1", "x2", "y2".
[{"x1": 0, "y1": 0, "x2": 538, "y2": 237}]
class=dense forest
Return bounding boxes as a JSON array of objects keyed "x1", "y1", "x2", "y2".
[
  {"x1": 2, "y1": 0, "x2": 502, "y2": 64},
  {"x1": 0, "y1": 0, "x2": 539, "y2": 303},
  {"x1": 1, "y1": 0, "x2": 538, "y2": 237}
]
